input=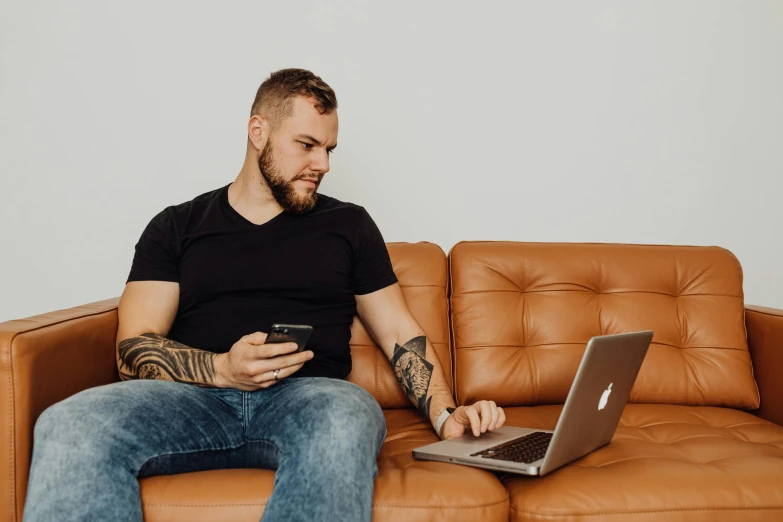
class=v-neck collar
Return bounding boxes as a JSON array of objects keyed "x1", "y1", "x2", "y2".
[{"x1": 221, "y1": 184, "x2": 290, "y2": 228}]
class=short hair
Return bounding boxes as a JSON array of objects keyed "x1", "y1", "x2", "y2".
[{"x1": 250, "y1": 68, "x2": 337, "y2": 127}]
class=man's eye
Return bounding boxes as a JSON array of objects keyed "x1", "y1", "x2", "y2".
[
  {"x1": 327, "y1": 149, "x2": 335, "y2": 155},
  {"x1": 300, "y1": 142, "x2": 313, "y2": 150}
]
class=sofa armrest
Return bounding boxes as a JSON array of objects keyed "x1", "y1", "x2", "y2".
[
  {"x1": 746, "y1": 305, "x2": 783, "y2": 427},
  {"x1": 0, "y1": 297, "x2": 120, "y2": 522}
]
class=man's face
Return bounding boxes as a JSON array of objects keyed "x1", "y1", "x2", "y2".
[{"x1": 258, "y1": 96, "x2": 339, "y2": 214}]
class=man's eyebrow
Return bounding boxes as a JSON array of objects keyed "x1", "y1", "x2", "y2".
[{"x1": 297, "y1": 134, "x2": 337, "y2": 150}]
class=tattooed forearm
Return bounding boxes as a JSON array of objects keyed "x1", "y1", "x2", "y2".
[
  {"x1": 391, "y1": 335, "x2": 434, "y2": 420},
  {"x1": 117, "y1": 333, "x2": 217, "y2": 386}
]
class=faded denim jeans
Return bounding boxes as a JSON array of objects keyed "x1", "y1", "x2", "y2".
[{"x1": 23, "y1": 377, "x2": 387, "y2": 522}]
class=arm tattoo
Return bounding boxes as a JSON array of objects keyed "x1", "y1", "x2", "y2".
[
  {"x1": 391, "y1": 335, "x2": 434, "y2": 419},
  {"x1": 118, "y1": 333, "x2": 216, "y2": 386}
]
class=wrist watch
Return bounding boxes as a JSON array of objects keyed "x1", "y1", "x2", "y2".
[{"x1": 435, "y1": 407, "x2": 456, "y2": 437}]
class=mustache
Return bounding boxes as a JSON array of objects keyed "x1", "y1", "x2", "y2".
[{"x1": 294, "y1": 174, "x2": 322, "y2": 183}]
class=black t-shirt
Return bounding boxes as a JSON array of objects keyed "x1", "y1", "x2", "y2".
[{"x1": 126, "y1": 183, "x2": 398, "y2": 379}]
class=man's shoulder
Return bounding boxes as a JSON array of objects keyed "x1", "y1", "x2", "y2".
[
  {"x1": 156, "y1": 184, "x2": 224, "y2": 219},
  {"x1": 167, "y1": 184, "x2": 225, "y2": 215},
  {"x1": 148, "y1": 185, "x2": 227, "y2": 235},
  {"x1": 312, "y1": 193, "x2": 364, "y2": 215}
]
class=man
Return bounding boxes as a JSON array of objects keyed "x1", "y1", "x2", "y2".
[{"x1": 23, "y1": 68, "x2": 506, "y2": 522}]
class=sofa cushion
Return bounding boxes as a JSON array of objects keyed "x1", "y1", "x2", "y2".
[
  {"x1": 500, "y1": 404, "x2": 783, "y2": 521},
  {"x1": 373, "y1": 409, "x2": 508, "y2": 521},
  {"x1": 347, "y1": 242, "x2": 451, "y2": 408},
  {"x1": 450, "y1": 242, "x2": 759, "y2": 409},
  {"x1": 138, "y1": 409, "x2": 509, "y2": 522}
]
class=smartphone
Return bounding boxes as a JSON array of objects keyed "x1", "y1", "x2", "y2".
[{"x1": 266, "y1": 324, "x2": 313, "y2": 353}]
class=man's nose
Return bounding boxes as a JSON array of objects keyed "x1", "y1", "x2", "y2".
[{"x1": 310, "y1": 150, "x2": 330, "y2": 174}]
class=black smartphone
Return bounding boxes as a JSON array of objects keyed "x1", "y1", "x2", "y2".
[{"x1": 266, "y1": 324, "x2": 313, "y2": 353}]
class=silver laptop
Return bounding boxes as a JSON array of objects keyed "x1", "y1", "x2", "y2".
[{"x1": 413, "y1": 331, "x2": 653, "y2": 476}]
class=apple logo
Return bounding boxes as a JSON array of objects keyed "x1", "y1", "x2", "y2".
[{"x1": 598, "y1": 383, "x2": 613, "y2": 410}]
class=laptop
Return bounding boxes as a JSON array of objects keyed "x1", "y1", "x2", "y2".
[{"x1": 413, "y1": 330, "x2": 653, "y2": 476}]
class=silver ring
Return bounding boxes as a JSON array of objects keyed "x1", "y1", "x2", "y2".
[{"x1": 273, "y1": 369, "x2": 281, "y2": 381}]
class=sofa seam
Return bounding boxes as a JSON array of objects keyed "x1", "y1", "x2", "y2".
[
  {"x1": 455, "y1": 289, "x2": 743, "y2": 298},
  {"x1": 746, "y1": 308, "x2": 783, "y2": 319},
  {"x1": 0, "y1": 304, "x2": 119, "y2": 336},
  {"x1": 509, "y1": 506, "x2": 783, "y2": 517},
  {"x1": 374, "y1": 497, "x2": 508, "y2": 509},
  {"x1": 443, "y1": 249, "x2": 455, "y2": 397},
  {"x1": 142, "y1": 496, "x2": 508, "y2": 510},
  {"x1": 456, "y1": 241, "x2": 733, "y2": 250},
  {"x1": 143, "y1": 499, "x2": 509, "y2": 510},
  {"x1": 458, "y1": 342, "x2": 747, "y2": 352},
  {"x1": 4, "y1": 331, "x2": 17, "y2": 522},
  {"x1": 448, "y1": 245, "x2": 459, "y2": 404}
]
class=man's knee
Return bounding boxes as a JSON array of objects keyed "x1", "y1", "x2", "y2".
[
  {"x1": 33, "y1": 403, "x2": 61, "y2": 441},
  {"x1": 33, "y1": 382, "x2": 146, "y2": 446},
  {"x1": 302, "y1": 380, "x2": 386, "y2": 448},
  {"x1": 32, "y1": 400, "x2": 113, "y2": 467},
  {"x1": 34, "y1": 390, "x2": 107, "y2": 445}
]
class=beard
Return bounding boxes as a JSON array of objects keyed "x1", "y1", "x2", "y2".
[{"x1": 258, "y1": 141, "x2": 319, "y2": 214}]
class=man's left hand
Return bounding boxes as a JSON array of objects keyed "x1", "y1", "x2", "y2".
[{"x1": 440, "y1": 400, "x2": 506, "y2": 439}]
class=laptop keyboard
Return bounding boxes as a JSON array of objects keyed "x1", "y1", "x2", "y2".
[{"x1": 470, "y1": 431, "x2": 553, "y2": 464}]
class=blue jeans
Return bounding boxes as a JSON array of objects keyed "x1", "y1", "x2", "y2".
[{"x1": 23, "y1": 377, "x2": 387, "y2": 522}]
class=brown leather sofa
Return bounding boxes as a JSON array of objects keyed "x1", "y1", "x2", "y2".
[{"x1": 2, "y1": 242, "x2": 782, "y2": 522}]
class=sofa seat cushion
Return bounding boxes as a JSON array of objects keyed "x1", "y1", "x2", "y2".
[
  {"x1": 138, "y1": 409, "x2": 509, "y2": 522},
  {"x1": 501, "y1": 404, "x2": 783, "y2": 522},
  {"x1": 374, "y1": 409, "x2": 509, "y2": 521}
]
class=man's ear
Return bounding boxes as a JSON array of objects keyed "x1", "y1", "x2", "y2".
[{"x1": 248, "y1": 115, "x2": 271, "y2": 153}]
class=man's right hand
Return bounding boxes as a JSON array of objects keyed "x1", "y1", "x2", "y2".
[{"x1": 214, "y1": 332, "x2": 314, "y2": 391}]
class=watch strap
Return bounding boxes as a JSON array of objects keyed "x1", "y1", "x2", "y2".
[{"x1": 435, "y1": 407, "x2": 456, "y2": 437}]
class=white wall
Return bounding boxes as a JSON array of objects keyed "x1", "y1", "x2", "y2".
[{"x1": 1, "y1": 0, "x2": 782, "y2": 322}]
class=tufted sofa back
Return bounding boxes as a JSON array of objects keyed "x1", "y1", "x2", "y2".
[{"x1": 449, "y1": 242, "x2": 760, "y2": 409}]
